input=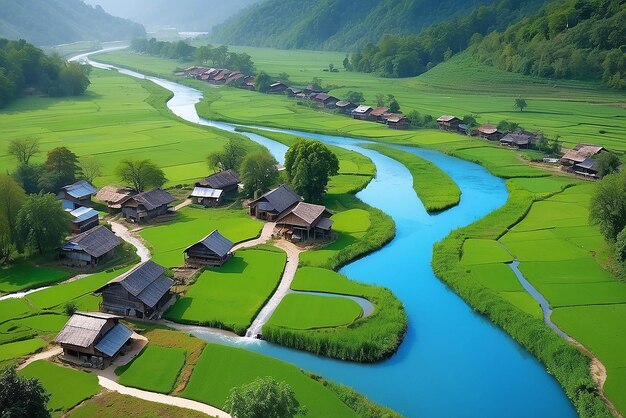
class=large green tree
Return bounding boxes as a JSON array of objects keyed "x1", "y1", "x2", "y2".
[
  {"x1": 115, "y1": 159, "x2": 167, "y2": 192},
  {"x1": 39, "y1": 147, "x2": 81, "y2": 191},
  {"x1": 285, "y1": 139, "x2": 339, "y2": 204},
  {"x1": 255, "y1": 71, "x2": 272, "y2": 93},
  {"x1": 0, "y1": 367, "x2": 50, "y2": 418},
  {"x1": 240, "y1": 150, "x2": 279, "y2": 198},
  {"x1": 0, "y1": 175, "x2": 26, "y2": 263},
  {"x1": 7, "y1": 137, "x2": 40, "y2": 165},
  {"x1": 595, "y1": 152, "x2": 622, "y2": 178},
  {"x1": 206, "y1": 139, "x2": 246, "y2": 173},
  {"x1": 16, "y1": 193, "x2": 69, "y2": 255},
  {"x1": 589, "y1": 170, "x2": 626, "y2": 241},
  {"x1": 224, "y1": 376, "x2": 302, "y2": 418}
]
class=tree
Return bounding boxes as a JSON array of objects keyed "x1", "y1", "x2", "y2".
[
  {"x1": 39, "y1": 147, "x2": 81, "y2": 191},
  {"x1": 255, "y1": 71, "x2": 272, "y2": 93},
  {"x1": 277, "y1": 72, "x2": 290, "y2": 83},
  {"x1": 343, "y1": 55, "x2": 352, "y2": 71},
  {"x1": 240, "y1": 150, "x2": 279, "y2": 198},
  {"x1": 595, "y1": 152, "x2": 621, "y2": 178},
  {"x1": 514, "y1": 97, "x2": 528, "y2": 112},
  {"x1": 589, "y1": 170, "x2": 626, "y2": 241},
  {"x1": 0, "y1": 175, "x2": 26, "y2": 263},
  {"x1": 0, "y1": 366, "x2": 50, "y2": 418},
  {"x1": 309, "y1": 77, "x2": 323, "y2": 91},
  {"x1": 616, "y1": 227, "x2": 626, "y2": 263},
  {"x1": 224, "y1": 376, "x2": 302, "y2": 418},
  {"x1": 284, "y1": 140, "x2": 339, "y2": 204},
  {"x1": 12, "y1": 163, "x2": 45, "y2": 194},
  {"x1": 115, "y1": 159, "x2": 166, "y2": 192},
  {"x1": 345, "y1": 91, "x2": 364, "y2": 104},
  {"x1": 328, "y1": 63, "x2": 334, "y2": 72},
  {"x1": 15, "y1": 193, "x2": 69, "y2": 255},
  {"x1": 375, "y1": 94, "x2": 385, "y2": 107},
  {"x1": 206, "y1": 139, "x2": 246, "y2": 172},
  {"x1": 389, "y1": 99, "x2": 400, "y2": 113},
  {"x1": 80, "y1": 156, "x2": 103, "y2": 184},
  {"x1": 8, "y1": 137, "x2": 40, "y2": 165}
]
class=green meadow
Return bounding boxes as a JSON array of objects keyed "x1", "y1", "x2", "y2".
[
  {"x1": 165, "y1": 247, "x2": 286, "y2": 335},
  {"x1": 267, "y1": 293, "x2": 362, "y2": 330},
  {"x1": 117, "y1": 344, "x2": 186, "y2": 394},
  {"x1": 139, "y1": 206, "x2": 263, "y2": 267},
  {"x1": 19, "y1": 360, "x2": 99, "y2": 413},
  {"x1": 0, "y1": 337, "x2": 46, "y2": 361},
  {"x1": 0, "y1": 264, "x2": 70, "y2": 294}
]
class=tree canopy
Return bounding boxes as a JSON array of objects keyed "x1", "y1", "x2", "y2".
[
  {"x1": 207, "y1": 139, "x2": 246, "y2": 172},
  {"x1": 0, "y1": 175, "x2": 26, "y2": 264},
  {"x1": 285, "y1": 140, "x2": 339, "y2": 204},
  {"x1": 255, "y1": 71, "x2": 272, "y2": 93},
  {"x1": 0, "y1": 366, "x2": 50, "y2": 418},
  {"x1": 240, "y1": 150, "x2": 279, "y2": 198},
  {"x1": 16, "y1": 193, "x2": 69, "y2": 255},
  {"x1": 39, "y1": 147, "x2": 82, "y2": 192},
  {"x1": 224, "y1": 376, "x2": 302, "y2": 418},
  {"x1": 115, "y1": 159, "x2": 166, "y2": 192},
  {"x1": 7, "y1": 137, "x2": 40, "y2": 165},
  {"x1": 589, "y1": 169, "x2": 626, "y2": 241},
  {"x1": 595, "y1": 152, "x2": 622, "y2": 178}
]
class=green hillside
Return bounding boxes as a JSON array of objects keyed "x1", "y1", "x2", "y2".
[
  {"x1": 0, "y1": 0, "x2": 145, "y2": 46},
  {"x1": 211, "y1": 0, "x2": 498, "y2": 50}
]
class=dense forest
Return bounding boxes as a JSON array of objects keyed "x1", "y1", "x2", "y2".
[
  {"x1": 130, "y1": 39, "x2": 256, "y2": 74},
  {"x1": 349, "y1": 0, "x2": 547, "y2": 77},
  {"x1": 0, "y1": 0, "x2": 145, "y2": 46},
  {"x1": 84, "y1": 0, "x2": 260, "y2": 32},
  {"x1": 211, "y1": 0, "x2": 498, "y2": 50},
  {"x1": 473, "y1": 0, "x2": 626, "y2": 88},
  {"x1": 0, "y1": 39, "x2": 91, "y2": 108}
]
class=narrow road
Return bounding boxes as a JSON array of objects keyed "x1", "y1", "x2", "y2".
[
  {"x1": 17, "y1": 347, "x2": 62, "y2": 370},
  {"x1": 174, "y1": 198, "x2": 193, "y2": 211},
  {"x1": 110, "y1": 220, "x2": 151, "y2": 262},
  {"x1": 233, "y1": 222, "x2": 276, "y2": 251}
]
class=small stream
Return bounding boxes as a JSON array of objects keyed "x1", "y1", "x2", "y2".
[{"x1": 68, "y1": 50, "x2": 577, "y2": 418}]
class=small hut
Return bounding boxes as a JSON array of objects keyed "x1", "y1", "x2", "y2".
[
  {"x1": 386, "y1": 114, "x2": 409, "y2": 130},
  {"x1": 58, "y1": 180, "x2": 97, "y2": 210},
  {"x1": 190, "y1": 187, "x2": 223, "y2": 207},
  {"x1": 275, "y1": 202, "x2": 334, "y2": 242},
  {"x1": 97, "y1": 260, "x2": 174, "y2": 319},
  {"x1": 121, "y1": 188, "x2": 175, "y2": 223},
  {"x1": 248, "y1": 184, "x2": 303, "y2": 221},
  {"x1": 352, "y1": 105, "x2": 373, "y2": 120},
  {"x1": 196, "y1": 169, "x2": 240, "y2": 193},
  {"x1": 61, "y1": 225, "x2": 121, "y2": 267},
  {"x1": 500, "y1": 131, "x2": 536, "y2": 149},
  {"x1": 68, "y1": 206, "x2": 99, "y2": 234},
  {"x1": 335, "y1": 101, "x2": 357, "y2": 114},
  {"x1": 95, "y1": 185, "x2": 135, "y2": 214},
  {"x1": 478, "y1": 124, "x2": 503, "y2": 141},
  {"x1": 560, "y1": 144, "x2": 605, "y2": 166},
  {"x1": 184, "y1": 230, "x2": 234, "y2": 268},
  {"x1": 370, "y1": 107, "x2": 390, "y2": 123},
  {"x1": 55, "y1": 312, "x2": 133, "y2": 369},
  {"x1": 312, "y1": 93, "x2": 339, "y2": 109},
  {"x1": 269, "y1": 82, "x2": 288, "y2": 93},
  {"x1": 437, "y1": 115, "x2": 461, "y2": 131}
]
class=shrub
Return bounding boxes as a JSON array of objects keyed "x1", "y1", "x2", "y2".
[{"x1": 63, "y1": 301, "x2": 77, "y2": 316}]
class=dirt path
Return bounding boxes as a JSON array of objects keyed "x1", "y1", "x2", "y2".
[
  {"x1": 233, "y1": 222, "x2": 276, "y2": 251},
  {"x1": 174, "y1": 198, "x2": 193, "y2": 211},
  {"x1": 246, "y1": 239, "x2": 302, "y2": 338},
  {"x1": 17, "y1": 347, "x2": 62, "y2": 370},
  {"x1": 110, "y1": 220, "x2": 150, "y2": 262}
]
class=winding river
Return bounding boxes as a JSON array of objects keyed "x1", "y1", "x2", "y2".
[{"x1": 75, "y1": 50, "x2": 577, "y2": 417}]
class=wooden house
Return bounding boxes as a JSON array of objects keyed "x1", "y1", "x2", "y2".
[
  {"x1": 500, "y1": 131, "x2": 536, "y2": 149},
  {"x1": 61, "y1": 225, "x2": 121, "y2": 267},
  {"x1": 196, "y1": 169, "x2": 240, "y2": 193},
  {"x1": 95, "y1": 185, "x2": 136, "y2": 214},
  {"x1": 335, "y1": 101, "x2": 357, "y2": 114},
  {"x1": 352, "y1": 105, "x2": 373, "y2": 120},
  {"x1": 242, "y1": 76, "x2": 256, "y2": 90},
  {"x1": 68, "y1": 206, "x2": 99, "y2": 234},
  {"x1": 370, "y1": 107, "x2": 390, "y2": 123},
  {"x1": 269, "y1": 82, "x2": 288, "y2": 93},
  {"x1": 304, "y1": 85, "x2": 322, "y2": 96},
  {"x1": 560, "y1": 144, "x2": 605, "y2": 166},
  {"x1": 386, "y1": 114, "x2": 409, "y2": 130},
  {"x1": 478, "y1": 124, "x2": 503, "y2": 141},
  {"x1": 55, "y1": 312, "x2": 133, "y2": 369},
  {"x1": 437, "y1": 115, "x2": 461, "y2": 131},
  {"x1": 184, "y1": 230, "x2": 234, "y2": 268},
  {"x1": 121, "y1": 188, "x2": 175, "y2": 223},
  {"x1": 249, "y1": 184, "x2": 303, "y2": 221},
  {"x1": 312, "y1": 93, "x2": 339, "y2": 109},
  {"x1": 275, "y1": 202, "x2": 334, "y2": 242},
  {"x1": 97, "y1": 260, "x2": 174, "y2": 319},
  {"x1": 286, "y1": 87, "x2": 302, "y2": 97},
  {"x1": 190, "y1": 187, "x2": 223, "y2": 207},
  {"x1": 572, "y1": 158, "x2": 600, "y2": 178},
  {"x1": 213, "y1": 69, "x2": 231, "y2": 84},
  {"x1": 58, "y1": 180, "x2": 98, "y2": 210}
]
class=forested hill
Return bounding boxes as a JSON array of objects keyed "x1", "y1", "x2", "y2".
[
  {"x1": 210, "y1": 0, "x2": 497, "y2": 50},
  {"x1": 0, "y1": 0, "x2": 145, "y2": 46}
]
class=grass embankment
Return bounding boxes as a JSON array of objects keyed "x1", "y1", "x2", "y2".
[
  {"x1": 139, "y1": 206, "x2": 263, "y2": 267},
  {"x1": 363, "y1": 144, "x2": 461, "y2": 212},
  {"x1": 19, "y1": 360, "x2": 99, "y2": 413},
  {"x1": 267, "y1": 293, "x2": 363, "y2": 330},
  {"x1": 165, "y1": 247, "x2": 287, "y2": 335},
  {"x1": 117, "y1": 344, "x2": 186, "y2": 394}
]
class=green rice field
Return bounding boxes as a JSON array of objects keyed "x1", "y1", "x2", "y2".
[
  {"x1": 139, "y1": 206, "x2": 263, "y2": 267},
  {"x1": 267, "y1": 293, "x2": 362, "y2": 330},
  {"x1": 19, "y1": 360, "x2": 99, "y2": 412},
  {"x1": 0, "y1": 338, "x2": 46, "y2": 361},
  {"x1": 0, "y1": 264, "x2": 70, "y2": 294},
  {"x1": 117, "y1": 344, "x2": 186, "y2": 394},
  {"x1": 165, "y1": 247, "x2": 286, "y2": 334}
]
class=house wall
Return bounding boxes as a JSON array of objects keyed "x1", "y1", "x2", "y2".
[{"x1": 101, "y1": 284, "x2": 146, "y2": 316}]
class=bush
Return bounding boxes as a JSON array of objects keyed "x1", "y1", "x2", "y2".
[
  {"x1": 64, "y1": 302, "x2": 78, "y2": 316},
  {"x1": 616, "y1": 227, "x2": 626, "y2": 263}
]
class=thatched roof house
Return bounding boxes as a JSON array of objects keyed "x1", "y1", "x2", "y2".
[
  {"x1": 560, "y1": 144, "x2": 605, "y2": 166},
  {"x1": 61, "y1": 225, "x2": 121, "y2": 267},
  {"x1": 184, "y1": 230, "x2": 234, "y2": 267},
  {"x1": 249, "y1": 184, "x2": 303, "y2": 221},
  {"x1": 276, "y1": 202, "x2": 333, "y2": 242},
  {"x1": 95, "y1": 185, "x2": 136, "y2": 213},
  {"x1": 121, "y1": 188, "x2": 175, "y2": 223}
]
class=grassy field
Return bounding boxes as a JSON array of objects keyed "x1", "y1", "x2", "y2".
[
  {"x1": 363, "y1": 144, "x2": 461, "y2": 212},
  {"x1": 19, "y1": 360, "x2": 99, "y2": 413},
  {"x1": 0, "y1": 264, "x2": 70, "y2": 294},
  {"x1": 267, "y1": 293, "x2": 362, "y2": 330},
  {"x1": 0, "y1": 337, "x2": 46, "y2": 361},
  {"x1": 67, "y1": 391, "x2": 209, "y2": 418},
  {"x1": 117, "y1": 344, "x2": 186, "y2": 394},
  {"x1": 181, "y1": 343, "x2": 359, "y2": 418},
  {"x1": 0, "y1": 68, "x2": 260, "y2": 188},
  {"x1": 139, "y1": 206, "x2": 263, "y2": 267},
  {"x1": 165, "y1": 247, "x2": 286, "y2": 335}
]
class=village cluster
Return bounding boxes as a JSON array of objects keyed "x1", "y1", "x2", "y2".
[{"x1": 53, "y1": 169, "x2": 333, "y2": 369}]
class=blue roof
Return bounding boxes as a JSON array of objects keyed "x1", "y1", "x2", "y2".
[
  {"x1": 70, "y1": 206, "x2": 99, "y2": 223},
  {"x1": 63, "y1": 180, "x2": 97, "y2": 199},
  {"x1": 95, "y1": 323, "x2": 133, "y2": 357}
]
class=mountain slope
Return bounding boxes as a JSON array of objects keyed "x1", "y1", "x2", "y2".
[
  {"x1": 0, "y1": 0, "x2": 145, "y2": 46},
  {"x1": 211, "y1": 0, "x2": 496, "y2": 50},
  {"x1": 84, "y1": 0, "x2": 260, "y2": 32}
]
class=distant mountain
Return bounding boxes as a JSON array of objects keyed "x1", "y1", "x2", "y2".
[
  {"x1": 210, "y1": 0, "x2": 498, "y2": 50},
  {"x1": 0, "y1": 0, "x2": 145, "y2": 46},
  {"x1": 83, "y1": 0, "x2": 261, "y2": 32}
]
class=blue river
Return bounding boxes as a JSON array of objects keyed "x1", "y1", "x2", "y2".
[{"x1": 82, "y1": 52, "x2": 577, "y2": 418}]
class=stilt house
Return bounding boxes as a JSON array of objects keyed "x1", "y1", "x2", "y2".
[{"x1": 184, "y1": 230, "x2": 234, "y2": 267}]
